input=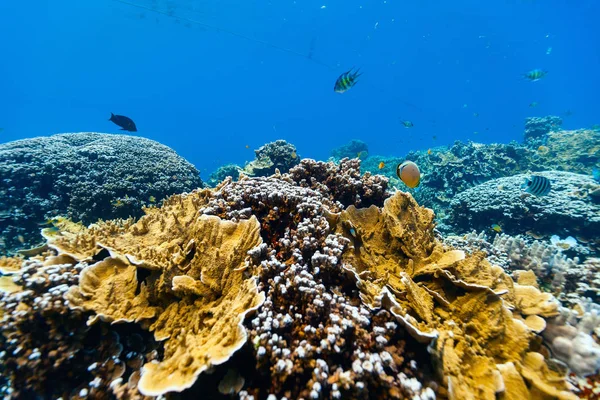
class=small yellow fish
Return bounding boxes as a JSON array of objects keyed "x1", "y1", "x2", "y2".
[
  {"x1": 537, "y1": 145, "x2": 549, "y2": 155},
  {"x1": 17, "y1": 235, "x2": 25, "y2": 244},
  {"x1": 491, "y1": 224, "x2": 502, "y2": 233},
  {"x1": 378, "y1": 161, "x2": 385, "y2": 169},
  {"x1": 291, "y1": 150, "x2": 297, "y2": 159},
  {"x1": 149, "y1": 195, "x2": 156, "y2": 203},
  {"x1": 245, "y1": 145, "x2": 250, "y2": 149},
  {"x1": 112, "y1": 199, "x2": 124, "y2": 208},
  {"x1": 427, "y1": 149, "x2": 432, "y2": 155}
]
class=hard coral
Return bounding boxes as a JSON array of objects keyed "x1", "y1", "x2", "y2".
[
  {"x1": 0, "y1": 132, "x2": 202, "y2": 253},
  {"x1": 525, "y1": 115, "x2": 563, "y2": 141},
  {"x1": 288, "y1": 158, "x2": 389, "y2": 209},
  {"x1": 337, "y1": 191, "x2": 575, "y2": 399},
  {"x1": 0, "y1": 254, "x2": 159, "y2": 399},
  {"x1": 208, "y1": 163, "x2": 243, "y2": 187},
  {"x1": 244, "y1": 140, "x2": 299, "y2": 177},
  {"x1": 49, "y1": 192, "x2": 265, "y2": 396},
  {"x1": 449, "y1": 171, "x2": 600, "y2": 240},
  {"x1": 330, "y1": 139, "x2": 369, "y2": 161}
]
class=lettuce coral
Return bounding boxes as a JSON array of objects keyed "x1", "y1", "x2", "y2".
[
  {"x1": 48, "y1": 192, "x2": 266, "y2": 396},
  {"x1": 337, "y1": 191, "x2": 575, "y2": 399}
]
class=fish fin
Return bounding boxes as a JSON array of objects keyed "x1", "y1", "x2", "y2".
[{"x1": 109, "y1": 113, "x2": 115, "y2": 120}]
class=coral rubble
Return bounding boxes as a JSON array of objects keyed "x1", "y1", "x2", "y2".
[{"x1": 0, "y1": 133, "x2": 202, "y2": 254}]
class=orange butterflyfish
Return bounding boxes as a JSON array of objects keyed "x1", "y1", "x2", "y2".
[
  {"x1": 378, "y1": 161, "x2": 385, "y2": 169},
  {"x1": 396, "y1": 161, "x2": 421, "y2": 188}
]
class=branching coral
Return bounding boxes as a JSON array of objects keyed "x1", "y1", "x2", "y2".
[
  {"x1": 288, "y1": 158, "x2": 389, "y2": 209},
  {"x1": 0, "y1": 254, "x2": 160, "y2": 399}
]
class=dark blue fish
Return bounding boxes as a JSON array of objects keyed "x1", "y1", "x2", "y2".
[
  {"x1": 334, "y1": 68, "x2": 361, "y2": 93},
  {"x1": 109, "y1": 113, "x2": 137, "y2": 132},
  {"x1": 521, "y1": 175, "x2": 551, "y2": 196}
]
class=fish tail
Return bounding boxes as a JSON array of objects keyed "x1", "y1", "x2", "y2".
[{"x1": 109, "y1": 113, "x2": 115, "y2": 120}]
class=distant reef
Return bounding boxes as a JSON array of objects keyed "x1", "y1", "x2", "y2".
[
  {"x1": 0, "y1": 132, "x2": 203, "y2": 254},
  {"x1": 359, "y1": 124, "x2": 599, "y2": 234}
]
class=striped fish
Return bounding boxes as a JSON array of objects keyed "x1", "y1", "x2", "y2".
[
  {"x1": 521, "y1": 175, "x2": 551, "y2": 196},
  {"x1": 334, "y1": 68, "x2": 361, "y2": 93},
  {"x1": 524, "y1": 69, "x2": 547, "y2": 82}
]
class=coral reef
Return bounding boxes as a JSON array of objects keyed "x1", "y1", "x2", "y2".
[
  {"x1": 0, "y1": 133, "x2": 202, "y2": 254},
  {"x1": 47, "y1": 194, "x2": 265, "y2": 396},
  {"x1": 243, "y1": 140, "x2": 299, "y2": 177},
  {"x1": 208, "y1": 163, "x2": 243, "y2": 187},
  {"x1": 330, "y1": 139, "x2": 369, "y2": 161},
  {"x1": 334, "y1": 193, "x2": 578, "y2": 399},
  {"x1": 0, "y1": 161, "x2": 591, "y2": 399},
  {"x1": 0, "y1": 254, "x2": 160, "y2": 399},
  {"x1": 448, "y1": 171, "x2": 600, "y2": 240},
  {"x1": 524, "y1": 115, "x2": 563, "y2": 141},
  {"x1": 288, "y1": 158, "x2": 389, "y2": 209},
  {"x1": 543, "y1": 308, "x2": 600, "y2": 377},
  {"x1": 360, "y1": 129, "x2": 599, "y2": 228},
  {"x1": 544, "y1": 129, "x2": 600, "y2": 173}
]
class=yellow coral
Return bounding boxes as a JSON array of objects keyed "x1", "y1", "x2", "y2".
[
  {"x1": 337, "y1": 191, "x2": 568, "y2": 400},
  {"x1": 59, "y1": 191, "x2": 264, "y2": 396}
]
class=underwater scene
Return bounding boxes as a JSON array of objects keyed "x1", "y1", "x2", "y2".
[{"x1": 1, "y1": 0, "x2": 600, "y2": 399}]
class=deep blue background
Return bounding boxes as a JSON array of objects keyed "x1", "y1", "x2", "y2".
[{"x1": 1, "y1": 0, "x2": 598, "y2": 178}]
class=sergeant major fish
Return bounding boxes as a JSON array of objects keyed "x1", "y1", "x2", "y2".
[
  {"x1": 524, "y1": 69, "x2": 548, "y2": 82},
  {"x1": 334, "y1": 68, "x2": 361, "y2": 93}
]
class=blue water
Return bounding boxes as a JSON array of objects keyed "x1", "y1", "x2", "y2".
[{"x1": 1, "y1": 0, "x2": 599, "y2": 179}]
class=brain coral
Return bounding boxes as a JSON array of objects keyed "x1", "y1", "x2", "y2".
[
  {"x1": 0, "y1": 132, "x2": 203, "y2": 253},
  {"x1": 449, "y1": 171, "x2": 600, "y2": 240}
]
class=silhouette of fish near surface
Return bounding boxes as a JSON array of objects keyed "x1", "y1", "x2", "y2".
[{"x1": 109, "y1": 113, "x2": 137, "y2": 132}]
